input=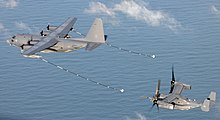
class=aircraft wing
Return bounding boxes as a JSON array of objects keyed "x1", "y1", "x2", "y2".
[
  {"x1": 52, "y1": 17, "x2": 77, "y2": 38},
  {"x1": 22, "y1": 17, "x2": 77, "y2": 55},
  {"x1": 22, "y1": 37, "x2": 58, "y2": 55},
  {"x1": 164, "y1": 82, "x2": 191, "y2": 103},
  {"x1": 163, "y1": 83, "x2": 184, "y2": 103},
  {"x1": 170, "y1": 82, "x2": 185, "y2": 95}
]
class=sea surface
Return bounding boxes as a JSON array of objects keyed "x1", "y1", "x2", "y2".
[{"x1": 0, "y1": 0, "x2": 220, "y2": 120}]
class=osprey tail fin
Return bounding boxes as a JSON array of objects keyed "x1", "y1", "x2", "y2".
[{"x1": 201, "y1": 91, "x2": 216, "y2": 112}]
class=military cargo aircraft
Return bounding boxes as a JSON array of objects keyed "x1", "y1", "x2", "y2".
[
  {"x1": 145, "y1": 66, "x2": 216, "y2": 112},
  {"x1": 7, "y1": 17, "x2": 106, "y2": 57}
]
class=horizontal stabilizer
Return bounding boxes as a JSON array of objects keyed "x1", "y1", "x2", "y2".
[{"x1": 85, "y1": 43, "x2": 102, "y2": 51}]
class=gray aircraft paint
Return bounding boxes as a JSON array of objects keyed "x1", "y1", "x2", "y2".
[
  {"x1": 146, "y1": 67, "x2": 216, "y2": 112},
  {"x1": 7, "y1": 17, "x2": 106, "y2": 56}
]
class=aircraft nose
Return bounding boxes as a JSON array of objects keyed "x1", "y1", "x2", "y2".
[
  {"x1": 7, "y1": 35, "x2": 17, "y2": 46},
  {"x1": 6, "y1": 39, "x2": 12, "y2": 46}
]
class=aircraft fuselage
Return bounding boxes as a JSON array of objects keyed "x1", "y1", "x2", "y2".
[
  {"x1": 7, "y1": 34, "x2": 87, "y2": 53},
  {"x1": 157, "y1": 96, "x2": 201, "y2": 110}
]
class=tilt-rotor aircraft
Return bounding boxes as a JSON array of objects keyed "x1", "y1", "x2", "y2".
[
  {"x1": 146, "y1": 66, "x2": 216, "y2": 112},
  {"x1": 7, "y1": 17, "x2": 106, "y2": 58}
]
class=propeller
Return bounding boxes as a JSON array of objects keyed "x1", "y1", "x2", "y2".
[
  {"x1": 150, "y1": 100, "x2": 159, "y2": 112},
  {"x1": 172, "y1": 65, "x2": 175, "y2": 82},
  {"x1": 169, "y1": 65, "x2": 176, "y2": 93},
  {"x1": 40, "y1": 30, "x2": 43, "y2": 36},
  {"x1": 47, "y1": 25, "x2": 50, "y2": 30},
  {"x1": 155, "y1": 79, "x2": 160, "y2": 98},
  {"x1": 150, "y1": 80, "x2": 161, "y2": 112}
]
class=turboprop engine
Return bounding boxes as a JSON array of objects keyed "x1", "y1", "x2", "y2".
[{"x1": 47, "y1": 25, "x2": 57, "y2": 31}]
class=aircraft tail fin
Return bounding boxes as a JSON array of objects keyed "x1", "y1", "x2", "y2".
[
  {"x1": 85, "y1": 18, "x2": 106, "y2": 51},
  {"x1": 201, "y1": 91, "x2": 216, "y2": 112}
]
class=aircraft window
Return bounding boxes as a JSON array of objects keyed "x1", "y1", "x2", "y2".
[{"x1": 12, "y1": 36, "x2": 16, "y2": 39}]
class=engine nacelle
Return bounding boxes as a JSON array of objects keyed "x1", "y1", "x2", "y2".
[
  {"x1": 182, "y1": 83, "x2": 191, "y2": 90},
  {"x1": 47, "y1": 25, "x2": 57, "y2": 31},
  {"x1": 21, "y1": 45, "x2": 32, "y2": 50},
  {"x1": 158, "y1": 101, "x2": 174, "y2": 110},
  {"x1": 64, "y1": 34, "x2": 71, "y2": 38},
  {"x1": 40, "y1": 30, "x2": 50, "y2": 36}
]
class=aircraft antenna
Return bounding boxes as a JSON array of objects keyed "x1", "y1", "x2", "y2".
[{"x1": 38, "y1": 57, "x2": 124, "y2": 93}]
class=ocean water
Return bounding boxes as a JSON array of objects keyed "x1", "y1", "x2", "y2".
[{"x1": 0, "y1": 0, "x2": 220, "y2": 120}]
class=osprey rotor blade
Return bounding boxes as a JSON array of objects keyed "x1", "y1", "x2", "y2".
[
  {"x1": 150, "y1": 103, "x2": 156, "y2": 111},
  {"x1": 155, "y1": 80, "x2": 161, "y2": 97},
  {"x1": 169, "y1": 65, "x2": 176, "y2": 93},
  {"x1": 156, "y1": 103, "x2": 159, "y2": 112},
  {"x1": 149, "y1": 100, "x2": 159, "y2": 112},
  {"x1": 172, "y1": 65, "x2": 175, "y2": 82}
]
